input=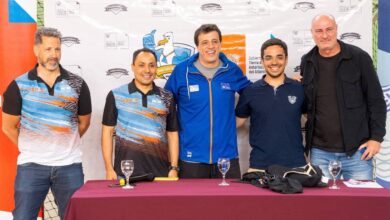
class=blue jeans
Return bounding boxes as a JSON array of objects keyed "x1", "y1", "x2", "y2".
[
  {"x1": 310, "y1": 148, "x2": 373, "y2": 180},
  {"x1": 13, "y1": 163, "x2": 84, "y2": 220}
]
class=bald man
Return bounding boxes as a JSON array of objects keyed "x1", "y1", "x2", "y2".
[{"x1": 300, "y1": 13, "x2": 386, "y2": 180}]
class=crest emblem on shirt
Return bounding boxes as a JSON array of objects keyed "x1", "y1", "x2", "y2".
[{"x1": 288, "y1": 95, "x2": 297, "y2": 104}]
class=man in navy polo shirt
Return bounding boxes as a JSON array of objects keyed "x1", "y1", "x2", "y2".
[{"x1": 236, "y1": 38, "x2": 306, "y2": 171}]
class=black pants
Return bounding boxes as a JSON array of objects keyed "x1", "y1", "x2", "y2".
[{"x1": 179, "y1": 158, "x2": 241, "y2": 179}]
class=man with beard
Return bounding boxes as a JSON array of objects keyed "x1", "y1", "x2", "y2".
[
  {"x1": 236, "y1": 38, "x2": 306, "y2": 171},
  {"x1": 2, "y1": 27, "x2": 91, "y2": 220},
  {"x1": 101, "y1": 48, "x2": 179, "y2": 179}
]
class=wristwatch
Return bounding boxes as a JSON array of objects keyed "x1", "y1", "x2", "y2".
[{"x1": 169, "y1": 165, "x2": 180, "y2": 172}]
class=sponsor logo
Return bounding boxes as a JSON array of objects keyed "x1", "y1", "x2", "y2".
[
  {"x1": 200, "y1": 3, "x2": 222, "y2": 13},
  {"x1": 106, "y1": 68, "x2": 129, "y2": 79},
  {"x1": 63, "y1": 65, "x2": 83, "y2": 75},
  {"x1": 291, "y1": 29, "x2": 313, "y2": 47},
  {"x1": 105, "y1": 32, "x2": 129, "y2": 49},
  {"x1": 151, "y1": 0, "x2": 176, "y2": 17},
  {"x1": 55, "y1": 0, "x2": 80, "y2": 17},
  {"x1": 221, "y1": 34, "x2": 246, "y2": 73},
  {"x1": 142, "y1": 30, "x2": 195, "y2": 79},
  {"x1": 248, "y1": 56, "x2": 264, "y2": 79},
  {"x1": 383, "y1": 85, "x2": 390, "y2": 112},
  {"x1": 104, "y1": 4, "x2": 127, "y2": 15},
  {"x1": 340, "y1": 32, "x2": 361, "y2": 42},
  {"x1": 293, "y1": 65, "x2": 301, "y2": 73},
  {"x1": 61, "y1": 36, "x2": 80, "y2": 47},
  {"x1": 246, "y1": 0, "x2": 271, "y2": 15},
  {"x1": 288, "y1": 95, "x2": 297, "y2": 104},
  {"x1": 338, "y1": 0, "x2": 363, "y2": 13},
  {"x1": 293, "y1": 2, "x2": 315, "y2": 12}
]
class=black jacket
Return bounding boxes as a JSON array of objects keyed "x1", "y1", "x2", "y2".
[{"x1": 300, "y1": 40, "x2": 386, "y2": 156}]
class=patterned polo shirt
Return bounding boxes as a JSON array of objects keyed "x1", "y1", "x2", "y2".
[
  {"x1": 102, "y1": 80, "x2": 178, "y2": 177},
  {"x1": 2, "y1": 65, "x2": 92, "y2": 166}
]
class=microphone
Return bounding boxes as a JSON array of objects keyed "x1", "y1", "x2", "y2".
[{"x1": 128, "y1": 173, "x2": 155, "y2": 183}]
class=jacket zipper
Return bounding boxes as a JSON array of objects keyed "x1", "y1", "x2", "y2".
[
  {"x1": 189, "y1": 65, "x2": 229, "y2": 164},
  {"x1": 207, "y1": 78, "x2": 213, "y2": 164}
]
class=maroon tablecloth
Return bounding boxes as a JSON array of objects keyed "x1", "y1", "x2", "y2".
[{"x1": 65, "y1": 179, "x2": 390, "y2": 220}]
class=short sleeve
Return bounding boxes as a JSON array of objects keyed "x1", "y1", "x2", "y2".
[
  {"x1": 2, "y1": 81, "x2": 22, "y2": 116},
  {"x1": 102, "y1": 91, "x2": 118, "y2": 126},
  {"x1": 78, "y1": 80, "x2": 92, "y2": 115},
  {"x1": 166, "y1": 96, "x2": 179, "y2": 131}
]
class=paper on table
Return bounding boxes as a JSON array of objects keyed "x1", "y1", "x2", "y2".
[{"x1": 343, "y1": 180, "x2": 383, "y2": 188}]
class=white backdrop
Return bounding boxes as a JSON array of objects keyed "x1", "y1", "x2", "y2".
[{"x1": 44, "y1": 0, "x2": 373, "y2": 180}]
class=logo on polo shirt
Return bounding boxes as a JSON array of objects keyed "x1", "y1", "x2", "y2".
[{"x1": 288, "y1": 95, "x2": 297, "y2": 104}]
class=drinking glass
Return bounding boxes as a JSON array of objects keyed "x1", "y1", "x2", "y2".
[
  {"x1": 217, "y1": 158, "x2": 230, "y2": 186},
  {"x1": 328, "y1": 160, "x2": 342, "y2": 189},
  {"x1": 121, "y1": 160, "x2": 134, "y2": 189}
]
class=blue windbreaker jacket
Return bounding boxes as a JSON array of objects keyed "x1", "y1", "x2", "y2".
[{"x1": 165, "y1": 52, "x2": 251, "y2": 164}]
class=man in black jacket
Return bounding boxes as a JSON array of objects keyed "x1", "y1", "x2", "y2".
[{"x1": 300, "y1": 13, "x2": 386, "y2": 180}]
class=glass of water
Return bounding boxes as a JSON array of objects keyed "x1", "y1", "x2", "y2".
[
  {"x1": 217, "y1": 158, "x2": 230, "y2": 186},
  {"x1": 121, "y1": 160, "x2": 134, "y2": 189},
  {"x1": 328, "y1": 160, "x2": 342, "y2": 189}
]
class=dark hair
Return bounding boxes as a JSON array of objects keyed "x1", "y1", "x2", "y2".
[
  {"x1": 194, "y1": 24, "x2": 222, "y2": 46},
  {"x1": 34, "y1": 27, "x2": 62, "y2": 45},
  {"x1": 261, "y1": 38, "x2": 288, "y2": 58},
  {"x1": 132, "y1": 48, "x2": 157, "y2": 65}
]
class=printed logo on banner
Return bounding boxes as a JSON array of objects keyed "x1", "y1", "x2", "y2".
[
  {"x1": 291, "y1": 29, "x2": 313, "y2": 47},
  {"x1": 200, "y1": 3, "x2": 223, "y2": 13},
  {"x1": 293, "y1": 65, "x2": 301, "y2": 73},
  {"x1": 105, "y1": 32, "x2": 129, "y2": 49},
  {"x1": 63, "y1": 65, "x2": 83, "y2": 76},
  {"x1": 61, "y1": 36, "x2": 80, "y2": 47},
  {"x1": 246, "y1": 0, "x2": 271, "y2": 15},
  {"x1": 55, "y1": 0, "x2": 80, "y2": 17},
  {"x1": 106, "y1": 68, "x2": 129, "y2": 79},
  {"x1": 104, "y1": 4, "x2": 127, "y2": 15},
  {"x1": 248, "y1": 56, "x2": 264, "y2": 77},
  {"x1": 151, "y1": 0, "x2": 176, "y2": 17},
  {"x1": 221, "y1": 34, "x2": 246, "y2": 74},
  {"x1": 293, "y1": 2, "x2": 315, "y2": 12},
  {"x1": 383, "y1": 85, "x2": 390, "y2": 113},
  {"x1": 340, "y1": 32, "x2": 361, "y2": 42},
  {"x1": 142, "y1": 30, "x2": 195, "y2": 80},
  {"x1": 338, "y1": 0, "x2": 363, "y2": 13}
]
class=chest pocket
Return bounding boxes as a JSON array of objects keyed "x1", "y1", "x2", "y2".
[{"x1": 340, "y1": 72, "x2": 364, "y2": 108}]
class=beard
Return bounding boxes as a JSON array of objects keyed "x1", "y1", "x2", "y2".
[{"x1": 40, "y1": 58, "x2": 59, "y2": 71}]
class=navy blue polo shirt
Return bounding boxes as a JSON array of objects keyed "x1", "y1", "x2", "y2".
[{"x1": 235, "y1": 77, "x2": 306, "y2": 169}]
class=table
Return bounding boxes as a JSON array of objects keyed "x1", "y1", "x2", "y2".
[{"x1": 65, "y1": 179, "x2": 390, "y2": 220}]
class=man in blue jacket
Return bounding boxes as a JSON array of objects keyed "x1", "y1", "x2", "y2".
[{"x1": 165, "y1": 24, "x2": 251, "y2": 178}]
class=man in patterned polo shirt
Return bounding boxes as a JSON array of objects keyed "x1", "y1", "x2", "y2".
[
  {"x1": 2, "y1": 27, "x2": 92, "y2": 220},
  {"x1": 101, "y1": 48, "x2": 179, "y2": 179}
]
